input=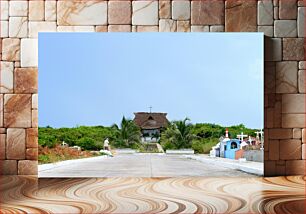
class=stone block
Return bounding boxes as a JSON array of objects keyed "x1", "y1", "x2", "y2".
[
  {"x1": 269, "y1": 128, "x2": 293, "y2": 139},
  {"x1": 0, "y1": 21, "x2": 8, "y2": 38},
  {"x1": 286, "y1": 160, "x2": 305, "y2": 175},
  {"x1": 0, "y1": 160, "x2": 17, "y2": 175},
  {"x1": 0, "y1": 128, "x2": 5, "y2": 134},
  {"x1": 192, "y1": 0, "x2": 224, "y2": 25},
  {"x1": 298, "y1": 70, "x2": 305, "y2": 93},
  {"x1": 172, "y1": 1, "x2": 190, "y2": 20},
  {"x1": 258, "y1": 0, "x2": 273, "y2": 25},
  {"x1": 26, "y1": 148, "x2": 38, "y2": 160},
  {"x1": 264, "y1": 160, "x2": 276, "y2": 176},
  {"x1": 177, "y1": 21, "x2": 190, "y2": 32},
  {"x1": 108, "y1": 25, "x2": 131, "y2": 32},
  {"x1": 279, "y1": 0, "x2": 297, "y2": 19},
  {"x1": 299, "y1": 61, "x2": 306, "y2": 70},
  {"x1": 159, "y1": 19, "x2": 177, "y2": 32},
  {"x1": 136, "y1": 26, "x2": 159, "y2": 32},
  {"x1": 32, "y1": 94, "x2": 38, "y2": 110},
  {"x1": 4, "y1": 94, "x2": 31, "y2": 128},
  {"x1": 274, "y1": 7, "x2": 279, "y2": 20},
  {"x1": 298, "y1": 1, "x2": 305, "y2": 6},
  {"x1": 29, "y1": 1, "x2": 45, "y2": 21},
  {"x1": 45, "y1": 1, "x2": 57, "y2": 21},
  {"x1": 264, "y1": 38, "x2": 282, "y2": 62},
  {"x1": 26, "y1": 128, "x2": 38, "y2": 148},
  {"x1": 303, "y1": 129, "x2": 306, "y2": 143},
  {"x1": 191, "y1": 25, "x2": 209, "y2": 32},
  {"x1": 57, "y1": 1, "x2": 107, "y2": 26},
  {"x1": 258, "y1": 26, "x2": 273, "y2": 37},
  {"x1": 95, "y1": 26, "x2": 108, "y2": 32},
  {"x1": 108, "y1": 1, "x2": 131, "y2": 24},
  {"x1": 282, "y1": 114, "x2": 305, "y2": 128},
  {"x1": 303, "y1": 144, "x2": 306, "y2": 159},
  {"x1": 0, "y1": 134, "x2": 5, "y2": 159},
  {"x1": 132, "y1": 1, "x2": 158, "y2": 25},
  {"x1": 9, "y1": 1, "x2": 28, "y2": 17},
  {"x1": 2, "y1": 38, "x2": 20, "y2": 61},
  {"x1": 264, "y1": 62, "x2": 276, "y2": 94},
  {"x1": 276, "y1": 61, "x2": 298, "y2": 93},
  {"x1": 0, "y1": 1, "x2": 8, "y2": 20},
  {"x1": 159, "y1": 1, "x2": 171, "y2": 19},
  {"x1": 265, "y1": 108, "x2": 274, "y2": 128},
  {"x1": 293, "y1": 128, "x2": 302, "y2": 139},
  {"x1": 0, "y1": 61, "x2": 14, "y2": 93},
  {"x1": 225, "y1": 0, "x2": 256, "y2": 32},
  {"x1": 9, "y1": 17, "x2": 28, "y2": 38},
  {"x1": 280, "y1": 139, "x2": 302, "y2": 160},
  {"x1": 6, "y1": 128, "x2": 26, "y2": 160},
  {"x1": 298, "y1": 7, "x2": 305, "y2": 37},
  {"x1": 57, "y1": 26, "x2": 95, "y2": 32},
  {"x1": 210, "y1": 25, "x2": 225, "y2": 32},
  {"x1": 283, "y1": 38, "x2": 305, "y2": 61},
  {"x1": 282, "y1": 94, "x2": 305, "y2": 114},
  {"x1": 0, "y1": 95, "x2": 3, "y2": 127},
  {"x1": 29, "y1": 22, "x2": 57, "y2": 38},
  {"x1": 21, "y1": 39, "x2": 38, "y2": 67},
  {"x1": 269, "y1": 140, "x2": 279, "y2": 160},
  {"x1": 32, "y1": 110, "x2": 38, "y2": 128},
  {"x1": 273, "y1": 100, "x2": 282, "y2": 128},
  {"x1": 274, "y1": 20, "x2": 297, "y2": 37},
  {"x1": 18, "y1": 160, "x2": 37, "y2": 175},
  {"x1": 14, "y1": 68, "x2": 38, "y2": 94}
]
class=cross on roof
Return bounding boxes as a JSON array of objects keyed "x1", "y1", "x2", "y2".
[
  {"x1": 149, "y1": 106, "x2": 152, "y2": 113},
  {"x1": 237, "y1": 132, "x2": 248, "y2": 141}
]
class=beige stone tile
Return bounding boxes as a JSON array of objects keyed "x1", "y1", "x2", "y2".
[
  {"x1": 299, "y1": 61, "x2": 306, "y2": 70},
  {"x1": 95, "y1": 26, "x2": 108, "y2": 32},
  {"x1": 57, "y1": 26, "x2": 95, "y2": 32},
  {"x1": 6, "y1": 128, "x2": 26, "y2": 159},
  {"x1": 132, "y1": 1, "x2": 158, "y2": 25},
  {"x1": 45, "y1": 1, "x2": 57, "y2": 21},
  {"x1": 159, "y1": 1, "x2": 171, "y2": 19},
  {"x1": 0, "y1": 134, "x2": 5, "y2": 159},
  {"x1": 136, "y1": 26, "x2": 158, "y2": 32},
  {"x1": 258, "y1": 26, "x2": 273, "y2": 37},
  {"x1": 283, "y1": 38, "x2": 305, "y2": 61},
  {"x1": 282, "y1": 94, "x2": 305, "y2": 114},
  {"x1": 0, "y1": 61, "x2": 14, "y2": 93},
  {"x1": 276, "y1": 61, "x2": 298, "y2": 93},
  {"x1": 29, "y1": 21, "x2": 57, "y2": 38},
  {"x1": 302, "y1": 144, "x2": 306, "y2": 159},
  {"x1": 32, "y1": 110, "x2": 38, "y2": 128},
  {"x1": 0, "y1": 21, "x2": 8, "y2": 38},
  {"x1": 18, "y1": 160, "x2": 37, "y2": 175},
  {"x1": 14, "y1": 68, "x2": 38, "y2": 93},
  {"x1": 57, "y1": 1, "x2": 107, "y2": 26},
  {"x1": 303, "y1": 129, "x2": 306, "y2": 143},
  {"x1": 21, "y1": 39, "x2": 38, "y2": 67},
  {"x1": 293, "y1": 128, "x2": 302, "y2": 139},
  {"x1": 298, "y1": 0, "x2": 305, "y2": 6},
  {"x1": 280, "y1": 139, "x2": 302, "y2": 160},
  {"x1": 9, "y1": 17, "x2": 28, "y2": 38},
  {"x1": 26, "y1": 148, "x2": 37, "y2": 160},
  {"x1": 2, "y1": 38, "x2": 20, "y2": 61},
  {"x1": 108, "y1": 1, "x2": 131, "y2": 24},
  {"x1": 9, "y1": 1, "x2": 28, "y2": 17},
  {"x1": 285, "y1": 160, "x2": 305, "y2": 175},
  {"x1": 274, "y1": 7, "x2": 279, "y2": 20},
  {"x1": 282, "y1": 114, "x2": 305, "y2": 128},
  {"x1": 159, "y1": 19, "x2": 177, "y2": 32},
  {"x1": 274, "y1": 20, "x2": 297, "y2": 37},
  {"x1": 210, "y1": 25, "x2": 224, "y2": 32},
  {"x1": 279, "y1": 0, "x2": 297, "y2": 19},
  {"x1": 177, "y1": 21, "x2": 190, "y2": 32},
  {"x1": 191, "y1": 25, "x2": 209, "y2": 32},
  {"x1": 192, "y1": 0, "x2": 224, "y2": 25},
  {"x1": 0, "y1": 160, "x2": 17, "y2": 175},
  {"x1": 257, "y1": 0, "x2": 273, "y2": 25},
  {"x1": 26, "y1": 128, "x2": 38, "y2": 148},
  {"x1": 172, "y1": 1, "x2": 190, "y2": 21},
  {"x1": 269, "y1": 128, "x2": 293, "y2": 139},
  {"x1": 0, "y1": 95, "x2": 3, "y2": 128},
  {"x1": 298, "y1": 70, "x2": 305, "y2": 93},
  {"x1": 268, "y1": 140, "x2": 279, "y2": 160},
  {"x1": 298, "y1": 7, "x2": 305, "y2": 37},
  {"x1": 29, "y1": 1, "x2": 45, "y2": 21},
  {"x1": 108, "y1": 25, "x2": 131, "y2": 32},
  {"x1": 0, "y1": 1, "x2": 9, "y2": 20},
  {"x1": 0, "y1": 128, "x2": 5, "y2": 134},
  {"x1": 4, "y1": 94, "x2": 32, "y2": 128},
  {"x1": 32, "y1": 94, "x2": 38, "y2": 110}
]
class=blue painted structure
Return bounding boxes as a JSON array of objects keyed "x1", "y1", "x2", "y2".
[{"x1": 224, "y1": 139, "x2": 241, "y2": 159}]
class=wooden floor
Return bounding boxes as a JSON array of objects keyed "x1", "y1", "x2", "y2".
[{"x1": 0, "y1": 176, "x2": 305, "y2": 213}]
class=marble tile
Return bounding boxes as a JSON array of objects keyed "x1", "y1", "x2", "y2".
[
  {"x1": 159, "y1": 1, "x2": 171, "y2": 19},
  {"x1": 29, "y1": 22, "x2": 57, "y2": 38},
  {"x1": 282, "y1": 94, "x2": 305, "y2": 113},
  {"x1": 258, "y1": 0, "x2": 273, "y2": 25},
  {"x1": 225, "y1": 0, "x2": 257, "y2": 32},
  {"x1": 108, "y1": 25, "x2": 131, "y2": 32},
  {"x1": 298, "y1": 70, "x2": 305, "y2": 93},
  {"x1": 57, "y1": 1, "x2": 107, "y2": 26},
  {"x1": 57, "y1": 26, "x2": 95, "y2": 32},
  {"x1": 0, "y1": 61, "x2": 14, "y2": 93},
  {"x1": 191, "y1": 0, "x2": 224, "y2": 25},
  {"x1": 279, "y1": 0, "x2": 297, "y2": 19},
  {"x1": 159, "y1": 19, "x2": 177, "y2": 32},
  {"x1": 258, "y1": 26, "x2": 273, "y2": 37},
  {"x1": 0, "y1": 21, "x2": 8, "y2": 38},
  {"x1": 9, "y1": 17, "x2": 28, "y2": 38},
  {"x1": 132, "y1": 1, "x2": 158, "y2": 25},
  {"x1": 283, "y1": 38, "x2": 305, "y2": 61},
  {"x1": 172, "y1": 1, "x2": 190, "y2": 21},
  {"x1": 177, "y1": 21, "x2": 190, "y2": 32},
  {"x1": 6, "y1": 128, "x2": 26, "y2": 160},
  {"x1": 293, "y1": 128, "x2": 302, "y2": 139},
  {"x1": 298, "y1": 7, "x2": 305, "y2": 37},
  {"x1": 303, "y1": 129, "x2": 306, "y2": 143},
  {"x1": 108, "y1": 1, "x2": 131, "y2": 24},
  {"x1": 32, "y1": 94, "x2": 38, "y2": 110},
  {"x1": 4, "y1": 94, "x2": 32, "y2": 128},
  {"x1": 32, "y1": 110, "x2": 38, "y2": 128},
  {"x1": 136, "y1": 26, "x2": 158, "y2": 32},
  {"x1": 0, "y1": 1, "x2": 8, "y2": 20},
  {"x1": 280, "y1": 139, "x2": 302, "y2": 160},
  {"x1": 29, "y1": 1, "x2": 45, "y2": 21},
  {"x1": 276, "y1": 61, "x2": 298, "y2": 93},
  {"x1": 2, "y1": 38, "x2": 20, "y2": 61},
  {"x1": 26, "y1": 128, "x2": 38, "y2": 148},
  {"x1": 95, "y1": 26, "x2": 108, "y2": 32},
  {"x1": 274, "y1": 20, "x2": 297, "y2": 37},
  {"x1": 21, "y1": 39, "x2": 38, "y2": 67},
  {"x1": 45, "y1": 1, "x2": 57, "y2": 21},
  {"x1": 210, "y1": 25, "x2": 225, "y2": 32},
  {"x1": 191, "y1": 25, "x2": 209, "y2": 32},
  {"x1": 299, "y1": 61, "x2": 306, "y2": 70},
  {"x1": 282, "y1": 114, "x2": 305, "y2": 128},
  {"x1": 9, "y1": 1, "x2": 28, "y2": 17},
  {"x1": 14, "y1": 68, "x2": 38, "y2": 93},
  {"x1": 18, "y1": 160, "x2": 38, "y2": 175},
  {"x1": 269, "y1": 128, "x2": 293, "y2": 139}
]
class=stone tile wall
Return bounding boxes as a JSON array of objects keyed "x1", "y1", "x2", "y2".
[{"x1": 0, "y1": 0, "x2": 304, "y2": 176}]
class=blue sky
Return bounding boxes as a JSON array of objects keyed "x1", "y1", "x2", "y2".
[{"x1": 39, "y1": 33, "x2": 263, "y2": 128}]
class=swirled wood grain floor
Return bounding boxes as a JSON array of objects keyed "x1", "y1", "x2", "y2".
[{"x1": 0, "y1": 176, "x2": 305, "y2": 214}]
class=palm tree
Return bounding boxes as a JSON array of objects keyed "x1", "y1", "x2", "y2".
[
  {"x1": 161, "y1": 118, "x2": 197, "y2": 149},
  {"x1": 112, "y1": 116, "x2": 141, "y2": 148}
]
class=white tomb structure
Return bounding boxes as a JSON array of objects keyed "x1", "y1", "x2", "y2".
[{"x1": 210, "y1": 128, "x2": 230, "y2": 157}]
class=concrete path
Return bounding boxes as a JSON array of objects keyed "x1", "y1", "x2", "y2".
[{"x1": 39, "y1": 154, "x2": 257, "y2": 178}]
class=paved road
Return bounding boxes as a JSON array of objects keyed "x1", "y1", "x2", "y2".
[{"x1": 39, "y1": 154, "x2": 256, "y2": 177}]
